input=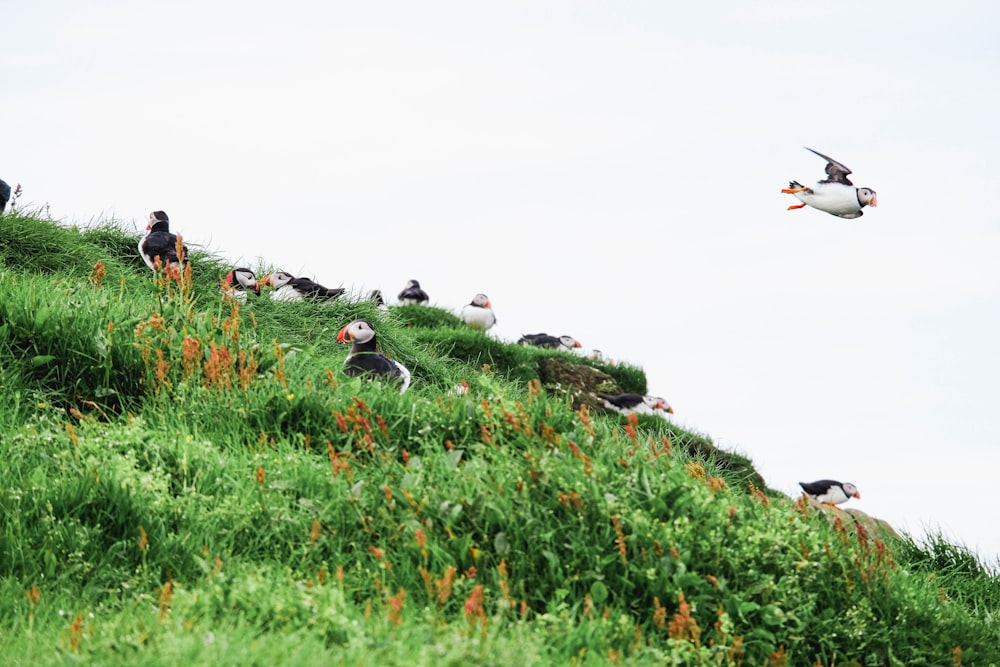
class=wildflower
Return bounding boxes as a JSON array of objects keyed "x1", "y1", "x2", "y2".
[
  {"x1": 387, "y1": 588, "x2": 406, "y2": 625},
  {"x1": 464, "y1": 585, "x2": 486, "y2": 628},
  {"x1": 667, "y1": 591, "x2": 700, "y2": 643}
]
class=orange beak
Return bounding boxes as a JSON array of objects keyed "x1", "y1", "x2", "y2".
[
  {"x1": 336, "y1": 326, "x2": 351, "y2": 343},
  {"x1": 666, "y1": 406, "x2": 675, "y2": 414},
  {"x1": 854, "y1": 491, "x2": 862, "y2": 499},
  {"x1": 574, "y1": 341, "x2": 583, "y2": 348},
  {"x1": 870, "y1": 195, "x2": 878, "y2": 207}
]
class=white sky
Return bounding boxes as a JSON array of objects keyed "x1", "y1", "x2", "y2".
[{"x1": 5, "y1": 1, "x2": 1000, "y2": 564}]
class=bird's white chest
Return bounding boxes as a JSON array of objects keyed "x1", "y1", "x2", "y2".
[
  {"x1": 270, "y1": 285, "x2": 304, "y2": 302},
  {"x1": 462, "y1": 306, "x2": 495, "y2": 330},
  {"x1": 796, "y1": 183, "x2": 862, "y2": 218}
]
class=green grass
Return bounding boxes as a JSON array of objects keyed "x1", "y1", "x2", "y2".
[{"x1": 1, "y1": 212, "x2": 999, "y2": 666}]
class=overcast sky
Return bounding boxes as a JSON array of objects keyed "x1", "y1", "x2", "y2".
[{"x1": 5, "y1": 1, "x2": 1000, "y2": 565}]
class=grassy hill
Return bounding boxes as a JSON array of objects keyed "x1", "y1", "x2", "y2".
[{"x1": 1, "y1": 210, "x2": 998, "y2": 665}]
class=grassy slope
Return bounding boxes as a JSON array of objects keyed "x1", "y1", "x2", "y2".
[{"x1": 1, "y1": 212, "x2": 998, "y2": 666}]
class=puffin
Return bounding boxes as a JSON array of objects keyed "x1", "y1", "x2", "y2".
[
  {"x1": 798, "y1": 480, "x2": 861, "y2": 506},
  {"x1": 260, "y1": 270, "x2": 344, "y2": 302},
  {"x1": 221, "y1": 267, "x2": 261, "y2": 302},
  {"x1": 782, "y1": 147, "x2": 877, "y2": 219},
  {"x1": 369, "y1": 289, "x2": 389, "y2": 310},
  {"x1": 138, "y1": 210, "x2": 189, "y2": 271},
  {"x1": 397, "y1": 279, "x2": 430, "y2": 305},
  {"x1": 597, "y1": 392, "x2": 674, "y2": 417},
  {"x1": 336, "y1": 318, "x2": 411, "y2": 393},
  {"x1": 0, "y1": 178, "x2": 10, "y2": 213},
  {"x1": 518, "y1": 333, "x2": 583, "y2": 351},
  {"x1": 460, "y1": 293, "x2": 496, "y2": 331}
]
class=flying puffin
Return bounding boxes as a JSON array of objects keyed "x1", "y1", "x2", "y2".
[
  {"x1": 460, "y1": 293, "x2": 496, "y2": 331},
  {"x1": 221, "y1": 267, "x2": 261, "y2": 302},
  {"x1": 336, "y1": 318, "x2": 411, "y2": 393},
  {"x1": 260, "y1": 270, "x2": 345, "y2": 302},
  {"x1": 397, "y1": 279, "x2": 429, "y2": 305},
  {"x1": 518, "y1": 333, "x2": 583, "y2": 351},
  {"x1": 597, "y1": 392, "x2": 674, "y2": 417},
  {"x1": 782, "y1": 147, "x2": 877, "y2": 219},
  {"x1": 138, "y1": 210, "x2": 189, "y2": 271},
  {"x1": 798, "y1": 480, "x2": 861, "y2": 506}
]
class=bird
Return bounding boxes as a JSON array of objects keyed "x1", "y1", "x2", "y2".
[
  {"x1": 397, "y1": 279, "x2": 429, "y2": 305},
  {"x1": 0, "y1": 178, "x2": 10, "y2": 213},
  {"x1": 460, "y1": 293, "x2": 496, "y2": 331},
  {"x1": 221, "y1": 267, "x2": 260, "y2": 302},
  {"x1": 782, "y1": 147, "x2": 877, "y2": 219},
  {"x1": 369, "y1": 289, "x2": 389, "y2": 310},
  {"x1": 336, "y1": 318, "x2": 411, "y2": 393},
  {"x1": 260, "y1": 270, "x2": 344, "y2": 302},
  {"x1": 597, "y1": 392, "x2": 674, "y2": 417},
  {"x1": 798, "y1": 480, "x2": 861, "y2": 506},
  {"x1": 138, "y1": 210, "x2": 189, "y2": 271},
  {"x1": 518, "y1": 333, "x2": 583, "y2": 351}
]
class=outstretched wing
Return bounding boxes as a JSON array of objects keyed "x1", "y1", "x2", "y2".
[{"x1": 804, "y1": 147, "x2": 854, "y2": 186}]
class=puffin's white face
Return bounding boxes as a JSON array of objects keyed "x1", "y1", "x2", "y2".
[
  {"x1": 858, "y1": 188, "x2": 877, "y2": 207},
  {"x1": 842, "y1": 482, "x2": 861, "y2": 499},
  {"x1": 471, "y1": 293, "x2": 491, "y2": 308},
  {"x1": 644, "y1": 396, "x2": 673, "y2": 413},
  {"x1": 338, "y1": 319, "x2": 377, "y2": 345},
  {"x1": 231, "y1": 268, "x2": 258, "y2": 290},
  {"x1": 559, "y1": 335, "x2": 582, "y2": 349},
  {"x1": 265, "y1": 270, "x2": 295, "y2": 288}
]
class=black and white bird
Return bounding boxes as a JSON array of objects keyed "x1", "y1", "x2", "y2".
[
  {"x1": 336, "y1": 318, "x2": 411, "y2": 393},
  {"x1": 222, "y1": 267, "x2": 260, "y2": 302},
  {"x1": 369, "y1": 289, "x2": 389, "y2": 311},
  {"x1": 597, "y1": 392, "x2": 674, "y2": 417},
  {"x1": 261, "y1": 270, "x2": 344, "y2": 302},
  {"x1": 782, "y1": 147, "x2": 877, "y2": 219},
  {"x1": 518, "y1": 333, "x2": 583, "y2": 351},
  {"x1": 0, "y1": 178, "x2": 11, "y2": 213},
  {"x1": 397, "y1": 279, "x2": 429, "y2": 305},
  {"x1": 139, "y1": 210, "x2": 189, "y2": 271},
  {"x1": 460, "y1": 293, "x2": 496, "y2": 331},
  {"x1": 798, "y1": 480, "x2": 861, "y2": 506}
]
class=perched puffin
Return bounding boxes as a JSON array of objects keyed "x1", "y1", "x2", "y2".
[
  {"x1": 261, "y1": 270, "x2": 344, "y2": 302},
  {"x1": 597, "y1": 392, "x2": 674, "y2": 417},
  {"x1": 397, "y1": 279, "x2": 429, "y2": 305},
  {"x1": 518, "y1": 333, "x2": 583, "y2": 351},
  {"x1": 0, "y1": 178, "x2": 10, "y2": 213},
  {"x1": 782, "y1": 147, "x2": 877, "y2": 219},
  {"x1": 139, "y1": 210, "x2": 189, "y2": 271},
  {"x1": 336, "y1": 318, "x2": 411, "y2": 393},
  {"x1": 222, "y1": 267, "x2": 261, "y2": 302},
  {"x1": 369, "y1": 289, "x2": 389, "y2": 311},
  {"x1": 460, "y1": 293, "x2": 496, "y2": 331},
  {"x1": 798, "y1": 480, "x2": 861, "y2": 506}
]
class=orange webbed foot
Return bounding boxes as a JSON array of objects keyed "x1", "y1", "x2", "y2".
[
  {"x1": 781, "y1": 187, "x2": 808, "y2": 194},
  {"x1": 786, "y1": 203, "x2": 807, "y2": 210}
]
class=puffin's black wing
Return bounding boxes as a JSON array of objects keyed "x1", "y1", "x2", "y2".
[
  {"x1": 798, "y1": 479, "x2": 841, "y2": 496},
  {"x1": 290, "y1": 277, "x2": 344, "y2": 300},
  {"x1": 597, "y1": 393, "x2": 644, "y2": 410},
  {"x1": 804, "y1": 147, "x2": 854, "y2": 186},
  {"x1": 141, "y1": 231, "x2": 185, "y2": 265},
  {"x1": 345, "y1": 353, "x2": 404, "y2": 380},
  {"x1": 519, "y1": 333, "x2": 558, "y2": 347}
]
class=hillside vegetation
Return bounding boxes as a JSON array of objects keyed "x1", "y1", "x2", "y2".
[{"x1": 1, "y1": 211, "x2": 998, "y2": 666}]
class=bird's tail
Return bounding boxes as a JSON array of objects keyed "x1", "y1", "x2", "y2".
[{"x1": 787, "y1": 180, "x2": 803, "y2": 189}]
